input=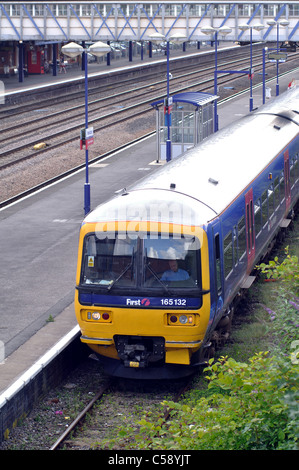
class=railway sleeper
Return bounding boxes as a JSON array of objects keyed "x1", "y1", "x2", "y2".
[{"x1": 114, "y1": 335, "x2": 165, "y2": 368}]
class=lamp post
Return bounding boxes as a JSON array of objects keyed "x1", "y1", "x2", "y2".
[
  {"x1": 61, "y1": 41, "x2": 111, "y2": 215},
  {"x1": 267, "y1": 19, "x2": 289, "y2": 96},
  {"x1": 238, "y1": 23, "x2": 264, "y2": 112},
  {"x1": 201, "y1": 25, "x2": 232, "y2": 131},
  {"x1": 149, "y1": 32, "x2": 186, "y2": 162}
]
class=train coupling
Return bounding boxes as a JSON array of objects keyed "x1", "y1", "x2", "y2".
[{"x1": 114, "y1": 335, "x2": 165, "y2": 368}]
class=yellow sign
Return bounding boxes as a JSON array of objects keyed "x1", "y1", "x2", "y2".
[{"x1": 88, "y1": 256, "x2": 94, "y2": 267}]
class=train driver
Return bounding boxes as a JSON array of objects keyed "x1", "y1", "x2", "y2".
[{"x1": 161, "y1": 259, "x2": 189, "y2": 282}]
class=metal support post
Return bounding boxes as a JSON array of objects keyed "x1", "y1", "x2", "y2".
[
  {"x1": 276, "y1": 23, "x2": 279, "y2": 96},
  {"x1": 249, "y1": 28, "x2": 253, "y2": 112},
  {"x1": 84, "y1": 51, "x2": 90, "y2": 215},
  {"x1": 166, "y1": 41, "x2": 171, "y2": 162},
  {"x1": 262, "y1": 48, "x2": 267, "y2": 104},
  {"x1": 214, "y1": 32, "x2": 218, "y2": 132}
]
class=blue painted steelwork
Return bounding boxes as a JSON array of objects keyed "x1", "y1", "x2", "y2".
[
  {"x1": 117, "y1": 4, "x2": 137, "y2": 40},
  {"x1": 0, "y1": 4, "x2": 20, "y2": 39},
  {"x1": 237, "y1": 3, "x2": 262, "y2": 41},
  {"x1": 1, "y1": 2, "x2": 299, "y2": 42},
  {"x1": 263, "y1": 4, "x2": 287, "y2": 40},
  {"x1": 289, "y1": 20, "x2": 299, "y2": 40},
  {"x1": 45, "y1": 4, "x2": 68, "y2": 41},
  {"x1": 69, "y1": 3, "x2": 91, "y2": 40},
  {"x1": 219, "y1": 3, "x2": 236, "y2": 28},
  {"x1": 140, "y1": 4, "x2": 163, "y2": 40},
  {"x1": 93, "y1": 4, "x2": 115, "y2": 40},
  {"x1": 188, "y1": 4, "x2": 212, "y2": 41},
  {"x1": 22, "y1": 3, "x2": 44, "y2": 40},
  {"x1": 165, "y1": 4, "x2": 187, "y2": 38}
]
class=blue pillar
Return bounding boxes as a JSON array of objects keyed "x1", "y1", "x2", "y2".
[
  {"x1": 129, "y1": 41, "x2": 133, "y2": 61},
  {"x1": 18, "y1": 42, "x2": 24, "y2": 83},
  {"x1": 140, "y1": 41, "x2": 144, "y2": 60},
  {"x1": 52, "y1": 44, "x2": 57, "y2": 76},
  {"x1": 81, "y1": 41, "x2": 86, "y2": 71},
  {"x1": 107, "y1": 41, "x2": 111, "y2": 66},
  {"x1": 149, "y1": 41, "x2": 152, "y2": 58}
]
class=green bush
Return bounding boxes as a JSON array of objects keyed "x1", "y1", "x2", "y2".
[
  {"x1": 257, "y1": 246, "x2": 299, "y2": 296},
  {"x1": 114, "y1": 246, "x2": 299, "y2": 451},
  {"x1": 133, "y1": 353, "x2": 298, "y2": 450}
]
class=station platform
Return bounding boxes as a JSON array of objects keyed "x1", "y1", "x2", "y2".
[
  {"x1": 0, "y1": 59, "x2": 298, "y2": 397},
  {"x1": 1, "y1": 42, "x2": 239, "y2": 99}
]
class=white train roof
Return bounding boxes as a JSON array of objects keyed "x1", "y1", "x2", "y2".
[{"x1": 86, "y1": 89, "x2": 299, "y2": 227}]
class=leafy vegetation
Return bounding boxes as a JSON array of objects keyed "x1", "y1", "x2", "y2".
[{"x1": 112, "y1": 240, "x2": 299, "y2": 450}]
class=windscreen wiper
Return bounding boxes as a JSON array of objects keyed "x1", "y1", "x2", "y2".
[
  {"x1": 145, "y1": 262, "x2": 172, "y2": 295},
  {"x1": 107, "y1": 254, "x2": 134, "y2": 291}
]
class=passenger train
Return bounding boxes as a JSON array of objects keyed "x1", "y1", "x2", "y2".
[{"x1": 75, "y1": 88, "x2": 299, "y2": 378}]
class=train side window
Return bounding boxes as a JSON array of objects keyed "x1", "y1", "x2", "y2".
[
  {"x1": 268, "y1": 184, "x2": 275, "y2": 218},
  {"x1": 254, "y1": 199, "x2": 262, "y2": 236},
  {"x1": 261, "y1": 190, "x2": 268, "y2": 227},
  {"x1": 274, "y1": 176, "x2": 280, "y2": 209},
  {"x1": 294, "y1": 154, "x2": 299, "y2": 183},
  {"x1": 233, "y1": 226, "x2": 238, "y2": 267},
  {"x1": 223, "y1": 231, "x2": 233, "y2": 278},
  {"x1": 290, "y1": 156, "x2": 297, "y2": 187},
  {"x1": 214, "y1": 233, "x2": 222, "y2": 294},
  {"x1": 295, "y1": 154, "x2": 299, "y2": 182},
  {"x1": 279, "y1": 170, "x2": 285, "y2": 202},
  {"x1": 237, "y1": 216, "x2": 246, "y2": 260}
]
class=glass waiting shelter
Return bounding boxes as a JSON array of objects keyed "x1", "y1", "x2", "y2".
[{"x1": 150, "y1": 92, "x2": 218, "y2": 162}]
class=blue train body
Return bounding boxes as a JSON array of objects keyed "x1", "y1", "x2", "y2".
[{"x1": 75, "y1": 88, "x2": 299, "y2": 378}]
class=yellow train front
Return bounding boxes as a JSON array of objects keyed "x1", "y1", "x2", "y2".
[{"x1": 75, "y1": 188, "x2": 212, "y2": 378}]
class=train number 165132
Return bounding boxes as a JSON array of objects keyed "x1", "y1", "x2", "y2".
[{"x1": 161, "y1": 298, "x2": 187, "y2": 306}]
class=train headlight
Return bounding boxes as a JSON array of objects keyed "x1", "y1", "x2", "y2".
[
  {"x1": 179, "y1": 315, "x2": 188, "y2": 324},
  {"x1": 167, "y1": 314, "x2": 195, "y2": 325},
  {"x1": 85, "y1": 310, "x2": 111, "y2": 322},
  {"x1": 92, "y1": 312, "x2": 101, "y2": 320}
]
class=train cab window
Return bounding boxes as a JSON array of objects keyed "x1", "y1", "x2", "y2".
[
  {"x1": 81, "y1": 234, "x2": 137, "y2": 287},
  {"x1": 143, "y1": 235, "x2": 200, "y2": 289}
]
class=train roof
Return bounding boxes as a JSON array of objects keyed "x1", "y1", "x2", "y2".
[{"x1": 86, "y1": 89, "x2": 299, "y2": 227}]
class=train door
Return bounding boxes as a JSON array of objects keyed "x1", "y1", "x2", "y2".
[
  {"x1": 284, "y1": 150, "x2": 291, "y2": 212},
  {"x1": 245, "y1": 188, "x2": 255, "y2": 270},
  {"x1": 211, "y1": 220, "x2": 224, "y2": 323}
]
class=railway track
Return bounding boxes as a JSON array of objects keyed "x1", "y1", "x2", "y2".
[
  {"x1": 1, "y1": 49, "x2": 298, "y2": 171},
  {"x1": 49, "y1": 365, "x2": 194, "y2": 450},
  {"x1": 0, "y1": 45, "x2": 298, "y2": 208}
]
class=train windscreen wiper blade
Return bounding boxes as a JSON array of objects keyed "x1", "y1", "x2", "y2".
[
  {"x1": 145, "y1": 262, "x2": 172, "y2": 295},
  {"x1": 107, "y1": 254, "x2": 134, "y2": 291}
]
